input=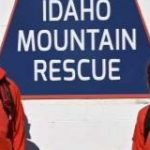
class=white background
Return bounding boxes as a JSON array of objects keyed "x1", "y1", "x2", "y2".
[{"x1": 0, "y1": 0, "x2": 150, "y2": 150}]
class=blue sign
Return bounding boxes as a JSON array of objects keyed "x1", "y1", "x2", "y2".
[{"x1": 1, "y1": 0, "x2": 150, "y2": 97}]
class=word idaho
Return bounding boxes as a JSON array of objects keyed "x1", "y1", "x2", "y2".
[{"x1": 42, "y1": 0, "x2": 111, "y2": 21}]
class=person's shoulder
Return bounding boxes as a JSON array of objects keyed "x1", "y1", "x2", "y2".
[
  {"x1": 7, "y1": 77, "x2": 19, "y2": 89},
  {"x1": 137, "y1": 105, "x2": 150, "y2": 123},
  {"x1": 8, "y1": 78, "x2": 20, "y2": 92},
  {"x1": 138, "y1": 105, "x2": 149, "y2": 115}
]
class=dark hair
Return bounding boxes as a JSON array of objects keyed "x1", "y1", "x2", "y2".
[
  {"x1": 144, "y1": 106, "x2": 150, "y2": 142},
  {"x1": 0, "y1": 78, "x2": 15, "y2": 139},
  {"x1": 147, "y1": 63, "x2": 150, "y2": 89},
  {"x1": 144, "y1": 63, "x2": 150, "y2": 142}
]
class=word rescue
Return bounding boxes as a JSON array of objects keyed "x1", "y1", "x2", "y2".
[
  {"x1": 17, "y1": 0, "x2": 138, "y2": 82},
  {"x1": 34, "y1": 59, "x2": 121, "y2": 81}
]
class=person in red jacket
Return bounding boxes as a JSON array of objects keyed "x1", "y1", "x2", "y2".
[
  {"x1": 0, "y1": 67, "x2": 25, "y2": 150},
  {"x1": 132, "y1": 63, "x2": 150, "y2": 150},
  {"x1": 132, "y1": 105, "x2": 150, "y2": 150}
]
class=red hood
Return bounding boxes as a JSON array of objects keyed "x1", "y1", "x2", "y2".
[{"x1": 0, "y1": 68, "x2": 6, "y2": 80}]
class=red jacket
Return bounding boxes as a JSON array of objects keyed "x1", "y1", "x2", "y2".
[
  {"x1": 132, "y1": 105, "x2": 150, "y2": 150},
  {"x1": 0, "y1": 68, "x2": 25, "y2": 150}
]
